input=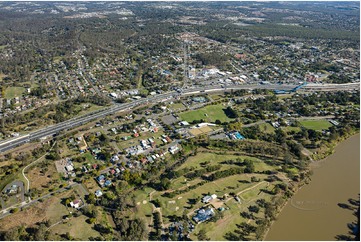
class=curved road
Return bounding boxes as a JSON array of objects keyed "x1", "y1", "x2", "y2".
[{"x1": 22, "y1": 141, "x2": 57, "y2": 196}]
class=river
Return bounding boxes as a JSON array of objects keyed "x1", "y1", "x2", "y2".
[{"x1": 265, "y1": 134, "x2": 360, "y2": 241}]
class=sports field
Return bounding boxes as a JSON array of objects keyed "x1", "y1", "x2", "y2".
[
  {"x1": 189, "y1": 126, "x2": 213, "y2": 136},
  {"x1": 4, "y1": 86, "x2": 25, "y2": 99},
  {"x1": 299, "y1": 119, "x2": 332, "y2": 131},
  {"x1": 180, "y1": 104, "x2": 235, "y2": 123}
]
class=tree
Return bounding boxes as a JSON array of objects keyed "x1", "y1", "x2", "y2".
[
  {"x1": 3, "y1": 227, "x2": 21, "y2": 241},
  {"x1": 275, "y1": 129, "x2": 286, "y2": 144},
  {"x1": 64, "y1": 232, "x2": 72, "y2": 240},
  {"x1": 248, "y1": 205, "x2": 260, "y2": 213},
  {"x1": 152, "y1": 199, "x2": 161, "y2": 208},
  {"x1": 244, "y1": 159, "x2": 255, "y2": 173},
  {"x1": 224, "y1": 231, "x2": 240, "y2": 241},
  {"x1": 99, "y1": 133, "x2": 109, "y2": 143},
  {"x1": 197, "y1": 229, "x2": 209, "y2": 241},
  {"x1": 284, "y1": 153, "x2": 293, "y2": 164},
  {"x1": 159, "y1": 178, "x2": 171, "y2": 191},
  {"x1": 34, "y1": 223, "x2": 49, "y2": 241},
  {"x1": 64, "y1": 198, "x2": 71, "y2": 207},
  {"x1": 87, "y1": 218, "x2": 96, "y2": 224},
  {"x1": 82, "y1": 204, "x2": 98, "y2": 218},
  {"x1": 94, "y1": 224, "x2": 112, "y2": 234},
  {"x1": 251, "y1": 176, "x2": 259, "y2": 182},
  {"x1": 10, "y1": 208, "x2": 19, "y2": 213},
  {"x1": 224, "y1": 106, "x2": 239, "y2": 118},
  {"x1": 85, "y1": 193, "x2": 96, "y2": 204}
]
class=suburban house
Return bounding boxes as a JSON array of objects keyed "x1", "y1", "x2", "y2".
[
  {"x1": 6, "y1": 184, "x2": 19, "y2": 194},
  {"x1": 169, "y1": 145, "x2": 180, "y2": 154},
  {"x1": 78, "y1": 138, "x2": 88, "y2": 152},
  {"x1": 202, "y1": 194, "x2": 217, "y2": 203},
  {"x1": 227, "y1": 131, "x2": 245, "y2": 140},
  {"x1": 193, "y1": 208, "x2": 215, "y2": 223},
  {"x1": 95, "y1": 190, "x2": 103, "y2": 197},
  {"x1": 82, "y1": 166, "x2": 88, "y2": 173},
  {"x1": 179, "y1": 121, "x2": 190, "y2": 126},
  {"x1": 91, "y1": 148, "x2": 102, "y2": 155},
  {"x1": 97, "y1": 174, "x2": 106, "y2": 186},
  {"x1": 104, "y1": 180, "x2": 112, "y2": 187},
  {"x1": 65, "y1": 163, "x2": 74, "y2": 172},
  {"x1": 110, "y1": 155, "x2": 120, "y2": 163},
  {"x1": 70, "y1": 199, "x2": 81, "y2": 209}
]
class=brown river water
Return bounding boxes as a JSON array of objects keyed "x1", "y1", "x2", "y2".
[{"x1": 265, "y1": 134, "x2": 360, "y2": 241}]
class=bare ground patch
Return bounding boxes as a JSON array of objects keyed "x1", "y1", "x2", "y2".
[
  {"x1": 27, "y1": 164, "x2": 59, "y2": 190},
  {"x1": 0, "y1": 197, "x2": 55, "y2": 231}
]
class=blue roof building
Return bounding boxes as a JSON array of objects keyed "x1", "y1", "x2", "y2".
[
  {"x1": 192, "y1": 208, "x2": 215, "y2": 223},
  {"x1": 104, "y1": 180, "x2": 112, "y2": 187},
  {"x1": 97, "y1": 175, "x2": 105, "y2": 182},
  {"x1": 234, "y1": 132, "x2": 245, "y2": 140}
]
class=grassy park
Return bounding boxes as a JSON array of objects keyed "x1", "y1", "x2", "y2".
[
  {"x1": 258, "y1": 123, "x2": 275, "y2": 133},
  {"x1": 180, "y1": 104, "x2": 235, "y2": 123},
  {"x1": 50, "y1": 215, "x2": 101, "y2": 240},
  {"x1": 299, "y1": 119, "x2": 332, "y2": 131},
  {"x1": 4, "y1": 86, "x2": 25, "y2": 99},
  {"x1": 169, "y1": 102, "x2": 186, "y2": 110},
  {"x1": 176, "y1": 152, "x2": 270, "y2": 171},
  {"x1": 128, "y1": 148, "x2": 284, "y2": 239}
]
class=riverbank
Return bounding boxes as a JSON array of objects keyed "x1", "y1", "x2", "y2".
[
  {"x1": 261, "y1": 171, "x2": 310, "y2": 241},
  {"x1": 311, "y1": 129, "x2": 359, "y2": 161},
  {"x1": 264, "y1": 133, "x2": 360, "y2": 241}
]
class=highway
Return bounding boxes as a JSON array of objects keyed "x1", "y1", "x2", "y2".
[{"x1": 0, "y1": 82, "x2": 359, "y2": 153}]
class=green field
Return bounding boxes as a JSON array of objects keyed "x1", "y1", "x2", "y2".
[
  {"x1": 153, "y1": 174, "x2": 259, "y2": 219},
  {"x1": 179, "y1": 104, "x2": 235, "y2": 123},
  {"x1": 189, "y1": 180, "x2": 271, "y2": 241},
  {"x1": 76, "y1": 104, "x2": 104, "y2": 117},
  {"x1": 125, "y1": 148, "x2": 283, "y2": 240},
  {"x1": 47, "y1": 189, "x2": 101, "y2": 240},
  {"x1": 177, "y1": 152, "x2": 265, "y2": 171},
  {"x1": 239, "y1": 181, "x2": 269, "y2": 201},
  {"x1": 132, "y1": 188, "x2": 154, "y2": 218},
  {"x1": 277, "y1": 94, "x2": 293, "y2": 99},
  {"x1": 176, "y1": 153, "x2": 241, "y2": 170},
  {"x1": 4, "y1": 87, "x2": 25, "y2": 99},
  {"x1": 50, "y1": 215, "x2": 101, "y2": 240},
  {"x1": 282, "y1": 126, "x2": 301, "y2": 133},
  {"x1": 45, "y1": 193, "x2": 71, "y2": 224},
  {"x1": 258, "y1": 123, "x2": 275, "y2": 133},
  {"x1": 209, "y1": 94, "x2": 223, "y2": 100},
  {"x1": 169, "y1": 102, "x2": 185, "y2": 110},
  {"x1": 82, "y1": 152, "x2": 97, "y2": 164},
  {"x1": 299, "y1": 119, "x2": 332, "y2": 131}
]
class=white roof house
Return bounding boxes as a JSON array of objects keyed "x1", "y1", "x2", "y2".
[{"x1": 70, "y1": 200, "x2": 80, "y2": 209}]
